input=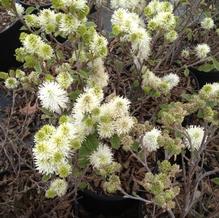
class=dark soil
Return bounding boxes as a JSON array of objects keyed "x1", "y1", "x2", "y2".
[
  {"x1": 19, "y1": 0, "x2": 51, "y2": 6},
  {"x1": 0, "y1": 8, "x2": 14, "y2": 33}
]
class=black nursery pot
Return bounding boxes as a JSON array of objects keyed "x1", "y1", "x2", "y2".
[
  {"x1": 78, "y1": 190, "x2": 140, "y2": 216},
  {"x1": 0, "y1": 20, "x2": 22, "y2": 71},
  {"x1": 190, "y1": 68, "x2": 219, "y2": 88}
]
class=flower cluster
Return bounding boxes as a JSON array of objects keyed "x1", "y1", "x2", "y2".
[
  {"x1": 111, "y1": 8, "x2": 151, "y2": 61},
  {"x1": 33, "y1": 123, "x2": 75, "y2": 176},
  {"x1": 142, "y1": 160, "x2": 180, "y2": 209},
  {"x1": 90, "y1": 144, "x2": 121, "y2": 193},
  {"x1": 25, "y1": 0, "x2": 89, "y2": 37},
  {"x1": 72, "y1": 87, "x2": 134, "y2": 139},
  {"x1": 3, "y1": 69, "x2": 40, "y2": 89},
  {"x1": 142, "y1": 67, "x2": 180, "y2": 96},
  {"x1": 144, "y1": 0, "x2": 177, "y2": 42},
  {"x1": 16, "y1": 33, "x2": 54, "y2": 66}
]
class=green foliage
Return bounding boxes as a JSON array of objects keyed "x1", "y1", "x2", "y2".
[
  {"x1": 211, "y1": 177, "x2": 219, "y2": 185},
  {"x1": 78, "y1": 133, "x2": 99, "y2": 168},
  {"x1": 0, "y1": 0, "x2": 12, "y2": 8},
  {"x1": 0, "y1": 72, "x2": 9, "y2": 80},
  {"x1": 110, "y1": 134, "x2": 121, "y2": 150},
  {"x1": 212, "y1": 57, "x2": 219, "y2": 71},
  {"x1": 158, "y1": 102, "x2": 187, "y2": 127},
  {"x1": 198, "y1": 63, "x2": 215, "y2": 72},
  {"x1": 142, "y1": 161, "x2": 180, "y2": 209}
]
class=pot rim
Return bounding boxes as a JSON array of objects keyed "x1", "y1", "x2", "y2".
[
  {"x1": 190, "y1": 66, "x2": 218, "y2": 74},
  {"x1": 0, "y1": 18, "x2": 19, "y2": 35},
  {"x1": 80, "y1": 189, "x2": 129, "y2": 202}
]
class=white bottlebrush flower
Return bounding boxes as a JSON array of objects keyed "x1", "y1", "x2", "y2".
[
  {"x1": 34, "y1": 156, "x2": 56, "y2": 175},
  {"x1": 89, "y1": 33, "x2": 108, "y2": 58},
  {"x1": 33, "y1": 142, "x2": 56, "y2": 174},
  {"x1": 24, "y1": 14, "x2": 40, "y2": 28},
  {"x1": 142, "y1": 68, "x2": 162, "y2": 90},
  {"x1": 49, "y1": 178, "x2": 68, "y2": 197},
  {"x1": 71, "y1": 0, "x2": 87, "y2": 9},
  {"x1": 144, "y1": 0, "x2": 162, "y2": 16},
  {"x1": 59, "y1": 14, "x2": 80, "y2": 36},
  {"x1": 114, "y1": 116, "x2": 134, "y2": 136},
  {"x1": 164, "y1": 30, "x2": 178, "y2": 43},
  {"x1": 5, "y1": 77, "x2": 19, "y2": 89},
  {"x1": 199, "y1": 83, "x2": 219, "y2": 100},
  {"x1": 129, "y1": 27, "x2": 151, "y2": 60},
  {"x1": 210, "y1": 83, "x2": 219, "y2": 96},
  {"x1": 85, "y1": 86, "x2": 104, "y2": 103},
  {"x1": 56, "y1": 71, "x2": 73, "y2": 89},
  {"x1": 201, "y1": 17, "x2": 214, "y2": 30},
  {"x1": 195, "y1": 44, "x2": 211, "y2": 59},
  {"x1": 142, "y1": 128, "x2": 161, "y2": 152},
  {"x1": 56, "y1": 122, "x2": 75, "y2": 140},
  {"x1": 33, "y1": 141, "x2": 53, "y2": 160},
  {"x1": 110, "y1": 96, "x2": 131, "y2": 118},
  {"x1": 111, "y1": 8, "x2": 142, "y2": 33},
  {"x1": 50, "y1": 132, "x2": 71, "y2": 154},
  {"x1": 162, "y1": 73, "x2": 180, "y2": 90},
  {"x1": 181, "y1": 49, "x2": 190, "y2": 58},
  {"x1": 38, "y1": 81, "x2": 69, "y2": 113},
  {"x1": 185, "y1": 126, "x2": 205, "y2": 151},
  {"x1": 37, "y1": 43, "x2": 54, "y2": 60},
  {"x1": 73, "y1": 90, "x2": 100, "y2": 114},
  {"x1": 34, "y1": 124, "x2": 56, "y2": 143},
  {"x1": 98, "y1": 121, "x2": 115, "y2": 138},
  {"x1": 23, "y1": 34, "x2": 42, "y2": 54},
  {"x1": 38, "y1": 9, "x2": 57, "y2": 33},
  {"x1": 148, "y1": 11, "x2": 176, "y2": 31},
  {"x1": 90, "y1": 144, "x2": 113, "y2": 169}
]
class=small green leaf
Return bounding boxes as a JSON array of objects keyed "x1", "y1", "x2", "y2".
[
  {"x1": 79, "y1": 181, "x2": 88, "y2": 190},
  {"x1": 131, "y1": 142, "x2": 140, "y2": 152},
  {"x1": 183, "y1": 67, "x2": 189, "y2": 77},
  {"x1": 69, "y1": 90, "x2": 81, "y2": 102},
  {"x1": 0, "y1": 72, "x2": 9, "y2": 80},
  {"x1": 78, "y1": 70, "x2": 88, "y2": 79},
  {"x1": 25, "y1": 6, "x2": 36, "y2": 14},
  {"x1": 211, "y1": 177, "x2": 219, "y2": 185},
  {"x1": 198, "y1": 63, "x2": 215, "y2": 72},
  {"x1": 42, "y1": 174, "x2": 51, "y2": 182},
  {"x1": 132, "y1": 80, "x2": 139, "y2": 88},
  {"x1": 212, "y1": 57, "x2": 219, "y2": 71},
  {"x1": 110, "y1": 134, "x2": 121, "y2": 150}
]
